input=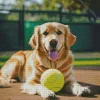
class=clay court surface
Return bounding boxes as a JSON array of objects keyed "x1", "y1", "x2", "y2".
[{"x1": 0, "y1": 68, "x2": 100, "y2": 100}]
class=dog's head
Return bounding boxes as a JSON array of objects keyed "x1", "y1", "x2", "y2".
[{"x1": 29, "y1": 22, "x2": 76, "y2": 61}]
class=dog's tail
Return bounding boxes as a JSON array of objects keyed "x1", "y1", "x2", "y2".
[{"x1": 0, "y1": 70, "x2": 10, "y2": 88}]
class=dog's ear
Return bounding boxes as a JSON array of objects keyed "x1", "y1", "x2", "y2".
[
  {"x1": 29, "y1": 26, "x2": 40, "y2": 49},
  {"x1": 64, "y1": 25, "x2": 76, "y2": 47}
]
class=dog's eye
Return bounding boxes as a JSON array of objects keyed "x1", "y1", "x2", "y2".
[
  {"x1": 57, "y1": 31, "x2": 62, "y2": 35},
  {"x1": 43, "y1": 31, "x2": 48, "y2": 35}
]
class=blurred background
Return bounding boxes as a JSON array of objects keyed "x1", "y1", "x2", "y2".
[{"x1": 0, "y1": 0, "x2": 100, "y2": 67}]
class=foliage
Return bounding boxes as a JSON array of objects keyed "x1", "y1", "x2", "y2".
[
  {"x1": 41, "y1": 0, "x2": 100, "y2": 13},
  {"x1": 42, "y1": 0, "x2": 91, "y2": 13},
  {"x1": 1, "y1": 0, "x2": 100, "y2": 13},
  {"x1": 1, "y1": 0, "x2": 100, "y2": 22}
]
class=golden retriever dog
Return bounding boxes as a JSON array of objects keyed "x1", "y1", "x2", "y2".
[{"x1": 0, "y1": 22, "x2": 90, "y2": 98}]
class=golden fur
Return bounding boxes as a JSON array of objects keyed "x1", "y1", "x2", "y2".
[{"x1": 0, "y1": 22, "x2": 90, "y2": 98}]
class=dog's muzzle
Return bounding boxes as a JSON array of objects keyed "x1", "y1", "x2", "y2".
[
  {"x1": 50, "y1": 39, "x2": 58, "y2": 49},
  {"x1": 48, "y1": 39, "x2": 58, "y2": 61}
]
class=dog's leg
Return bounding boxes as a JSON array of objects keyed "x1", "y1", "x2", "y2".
[
  {"x1": 21, "y1": 83, "x2": 55, "y2": 99},
  {"x1": 21, "y1": 74, "x2": 55, "y2": 99},
  {"x1": 0, "y1": 51, "x2": 25, "y2": 87},
  {"x1": 64, "y1": 73, "x2": 91, "y2": 96}
]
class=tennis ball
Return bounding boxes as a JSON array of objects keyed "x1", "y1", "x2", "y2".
[{"x1": 40, "y1": 69, "x2": 64, "y2": 92}]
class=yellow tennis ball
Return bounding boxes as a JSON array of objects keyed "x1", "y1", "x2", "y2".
[{"x1": 40, "y1": 69, "x2": 64, "y2": 92}]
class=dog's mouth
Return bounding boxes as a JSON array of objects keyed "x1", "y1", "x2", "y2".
[
  {"x1": 43, "y1": 45, "x2": 60, "y2": 61},
  {"x1": 48, "y1": 49, "x2": 59, "y2": 61}
]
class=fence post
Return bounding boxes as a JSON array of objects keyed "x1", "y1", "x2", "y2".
[
  {"x1": 59, "y1": 5, "x2": 62, "y2": 23},
  {"x1": 19, "y1": 5, "x2": 25, "y2": 50}
]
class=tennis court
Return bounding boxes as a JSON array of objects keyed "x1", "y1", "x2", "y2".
[
  {"x1": 0, "y1": 69, "x2": 100, "y2": 100},
  {"x1": 0, "y1": 51, "x2": 100, "y2": 100}
]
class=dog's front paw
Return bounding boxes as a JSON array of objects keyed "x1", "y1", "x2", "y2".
[
  {"x1": 0, "y1": 77, "x2": 10, "y2": 88},
  {"x1": 21, "y1": 83, "x2": 37, "y2": 95},
  {"x1": 36, "y1": 84, "x2": 56, "y2": 99},
  {"x1": 21, "y1": 83, "x2": 56, "y2": 99},
  {"x1": 72, "y1": 83, "x2": 91, "y2": 96}
]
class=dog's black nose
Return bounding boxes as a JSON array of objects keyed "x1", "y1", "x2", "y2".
[{"x1": 50, "y1": 39, "x2": 58, "y2": 48}]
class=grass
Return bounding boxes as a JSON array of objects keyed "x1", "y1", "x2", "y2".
[
  {"x1": 0, "y1": 56, "x2": 10, "y2": 68},
  {"x1": 74, "y1": 60, "x2": 100, "y2": 66},
  {"x1": 0, "y1": 56, "x2": 100, "y2": 68},
  {"x1": 74, "y1": 58, "x2": 100, "y2": 66}
]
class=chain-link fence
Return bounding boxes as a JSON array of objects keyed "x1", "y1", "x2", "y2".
[{"x1": 0, "y1": 9, "x2": 100, "y2": 51}]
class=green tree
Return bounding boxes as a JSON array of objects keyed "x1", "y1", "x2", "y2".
[{"x1": 42, "y1": 0, "x2": 88, "y2": 13}]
